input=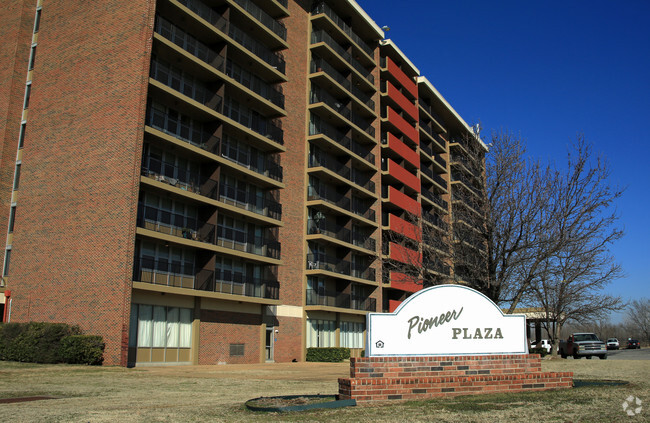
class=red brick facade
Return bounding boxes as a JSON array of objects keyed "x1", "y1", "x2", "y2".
[
  {"x1": 198, "y1": 310, "x2": 262, "y2": 364},
  {"x1": 339, "y1": 355, "x2": 573, "y2": 403},
  {"x1": 4, "y1": 0, "x2": 156, "y2": 365}
]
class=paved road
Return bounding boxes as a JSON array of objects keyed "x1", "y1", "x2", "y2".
[{"x1": 606, "y1": 347, "x2": 650, "y2": 360}]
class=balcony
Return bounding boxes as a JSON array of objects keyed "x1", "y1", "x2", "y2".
[
  {"x1": 421, "y1": 189, "x2": 448, "y2": 211},
  {"x1": 225, "y1": 59, "x2": 285, "y2": 109},
  {"x1": 308, "y1": 217, "x2": 376, "y2": 252},
  {"x1": 423, "y1": 258, "x2": 451, "y2": 276},
  {"x1": 232, "y1": 0, "x2": 287, "y2": 41},
  {"x1": 419, "y1": 99, "x2": 446, "y2": 129},
  {"x1": 419, "y1": 121, "x2": 446, "y2": 151},
  {"x1": 381, "y1": 80, "x2": 418, "y2": 121},
  {"x1": 311, "y1": 57, "x2": 375, "y2": 110},
  {"x1": 218, "y1": 180, "x2": 282, "y2": 221},
  {"x1": 216, "y1": 225, "x2": 281, "y2": 259},
  {"x1": 141, "y1": 157, "x2": 219, "y2": 199},
  {"x1": 309, "y1": 116, "x2": 375, "y2": 165},
  {"x1": 137, "y1": 203, "x2": 216, "y2": 242},
  {"x1": 133, "y1": 256, "x2": 195, "y2": 289},
  {"x1": 384, "y1": 106, "x2": 418, "y2": 145},
  {"x1": 381, "y1": 185, "x2": 420, "y2": 216},
  {"x1": 306, "y1": 288, "x2": 376, "y2": 311},
  {"x1": 220, "y1": 135, "x2": 283, "y2": 182},
  {"x1": 173, "y1": 0, "x2": 286, "y2": 73},
  {"x1": 382, "y1": 158, "x2": 420, "y2": 193},
  {"x1": 146, "y1": 103, "x2": 219, "y2": 153},
  {"x1": 196, "y1": 268, "x2": 279, "y2": 300},
  {"x1": 223, "y1": 98, "x2": 283, "y2": 145},
  {"x1": 423, "y1": 211, "x2": 449, "y2": 232},
  {"x1": 309, "y1": 148, "x2": 375, "y2": 193},
  {"x1": 380, "y1": 56, "x2": 417, "y2": 98},
  {"x1": 311, "y1": 2, "x2": 375, "y2": 60},
  {"x1": 382, "y1": 132, "x2": 419, "y2": 169},
  {"x1": 306, "y1": 253, "x2": 375, "y2": 282},
  {"x1": 310, "y1": 86, "x2": 375, "y2": 137},
  {"x1": 308, "y1": 183, "x2": 350, "y2": 211},
  {"x1": 311, "y1": 29, "x2": 374, "y2": 84}
]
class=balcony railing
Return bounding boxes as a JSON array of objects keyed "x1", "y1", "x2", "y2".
[
  {"x1": 137, "y1": 203, "x2": 216, "y2": 242},
  {"x1": 309, "y1": 116, "x2": 375, "y2": 164},
  {"x1": 133, "y1": 257, "x2": 196, "y2": 288},
  {"x1": 421, "y1": 189, "x2": 448, "y2": 210},
  {"x1": 419, "y1": 99, "x2": 446, "y2": 127},
  {"x1": 306, "y1": 253, "x2": 375, "y2": 282},
  {"x1": 308, "y1": 218, "x2": 376, "y2": 252},
  {"x1": 155, "y1": 16, "x2": 226, "y2": 72},
  {"x1": 175, "y1": 0, "x2": 286, "y2": 73},
  {"x1": 141, "y1": 155, "x2": 202, "y2": 194},
  {"x1": 308, "y1": 183, "x2": 350, "y2": 211},
  {"x1": 311, "y1": 57, "x2": 375, "y2": 109},
  {"x1": 223, "y1": 98, "x2": 284, "y2": 145},
  {"x1": 221, "y1": 135, "x2": 283, "y2": 182},
  {"x1": 232, "y1": 0, "x2": 287, "y2": 41},
  {"x1": 423, "y1": 211, "x2": 449, "y2": 231},
  {"x1": 216, "y1": 226, "x2": 281, "y2": 259},
  {"x1": 451, "y1": 172, "x2": 481, "y2": 196},
  {"x1": 311, "y1": 2, "x2": 374, "y2": 58},
  {"x1": 218, "y1": 180, "x2": 282, "y2": 220},
  {"x1": 146, "y1": 103, "x2": 219, "y2": 153},
  {"x1": 351, "y1": 168, "x2": 375, "y2": 192},
  {"x1": 309, "y1": 149, "x2": 350, "y2": 179},
  {"x1": 196, "y1": 268, "x2": 279, "y2": 299},
  {"x1": 311, "y1": 29, "x2": 374, "y2": 84},
  {"x1": 306, "y1": 288, "x2": 376, "y2": 311},
  {"x1": 352, "y1": 196, "x2": 376, "y2": 222},
  {"x1": 225, "y1": 59, "x2": 285, "y2": 109},
  {"x1": 424, "y1": 258, "x2": 450, "y2": 276},
  {"x1": 310, "y1": 86, "x2": 374, "y2": 137}
]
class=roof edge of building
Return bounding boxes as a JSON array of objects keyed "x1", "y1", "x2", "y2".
[{"x1": 379, "y1": 39, "x2": 420, "y2": 76}]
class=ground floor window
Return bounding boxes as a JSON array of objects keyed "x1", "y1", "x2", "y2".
[
  {"x1": 306, "y1": 319, "x2": 336, "y2": 347},
  {"x1": 129, "y1": 304, "x2": 192, "y2": 348},
  {"x1": 340, "y1": 321, "x2": 364, "y2": 348}
]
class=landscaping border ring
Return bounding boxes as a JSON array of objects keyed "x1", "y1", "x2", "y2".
[{"x1": 245, "y1": 394, "x2": 356, "y2": 412}]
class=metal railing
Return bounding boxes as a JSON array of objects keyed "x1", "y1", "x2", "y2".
[
  {"x1": 221, "y1": 134, "x2": 283, "y2": 182},
  {"x1": 232, "y1": 0, "x2": 287, "y2": 40},
  {"x1": 309, "y1": 116, "x2": 375, "y2": 164},
  {"x1": 225, "y1": 59, "x2": 284, "y2": 109},
  {"x1": 311, "y1": 2, "x2": 374, "y2": 58},
  {"x1": 175, "y1": 0, "x2": 286, "y2": 73},
  {"x1": 216, "y1": 226, "x2": 281, "y2": 259},
  {"x1": 311, "y1": 29, "x2": 373, "y2": 84},
  {"x1": 137, "y1": 203, "x2": 216, "y2": 242},
  {"x1": 308, "y1": 183, "x2": 351, "y2": 211},
  {"x1": 306, "y1": 288, "x2": 376, "y2": 311},
  {"x1": 133, "y1": 257, "x2": 196, "y2": 288},
  {"x1": 145, "y1": 103, "x2": 221, "y2": 154},
  {"x1": 310, "y1": 86, "x2": 374, "y2": 137},
  {"x1": 218, "y1": 180, "x2": 282, "y2": 220},
  {"x1": 223, "y1": 98, "x2": 284, "y2": 144},
  {"x1": 311, "y1": 57, "x2": 375, "y2": 109},
  {"x1": 196, "y1": 268, "x2": 279, "y2": 299}
]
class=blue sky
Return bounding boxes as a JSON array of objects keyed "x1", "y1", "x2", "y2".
[{"x1": 358, "y1": 0, "x2": 650, "y2": 321}]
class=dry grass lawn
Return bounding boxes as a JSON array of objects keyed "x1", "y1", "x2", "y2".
[{"x1": 0, "y1": 359, "x2": 648, "y2": 422}]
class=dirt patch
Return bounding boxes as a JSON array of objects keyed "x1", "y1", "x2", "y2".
[{"x1": 0, "y1": 396, "x2": 58, "y2": 404}]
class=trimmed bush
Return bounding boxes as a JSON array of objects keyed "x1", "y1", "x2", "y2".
[
  {"x1": 60, "y1": 335, "x2": 105, "y2": 365},
  {"x1": 0, "y1": 322, "x2": 103, "y2": 364},
  {"x1": 306, "y1": 347, "x2": 350, "y2": 362},
  {"x1": 529, "y1": 347, "x2": 548, "y2": 357}
]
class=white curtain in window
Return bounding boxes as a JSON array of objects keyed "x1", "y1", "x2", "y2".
[
  {"x1": 137, "y1": 305, "x2": 153, "y2": 347},
  {"x1": 152, "y1": 306, "x2": 166, "y2": 347},
  {"x1": 179, "y1": 308, "x2": 192, "y2": 348},
  {"x1": 166, "y1": 307, "x2": 179, "y2": 348}
]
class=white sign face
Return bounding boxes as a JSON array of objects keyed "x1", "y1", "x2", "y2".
[{"x1": 367, "y1": 285, "x2": 527, "y2": 356}]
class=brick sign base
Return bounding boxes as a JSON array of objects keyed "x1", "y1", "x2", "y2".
[{"x1": 338, "y1": 355, "x2": 572, "y2": 403}]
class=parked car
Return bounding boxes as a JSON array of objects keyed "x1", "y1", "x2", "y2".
[
  {"x1": 606, "y1": 338, "x2": 620, "y2": 350},
  {"x1": 627, "y1": 339, "x2": 641, "y2": 349},
  {"x1": 559, "y1": 333, "x2": 607, "y2": 359}
]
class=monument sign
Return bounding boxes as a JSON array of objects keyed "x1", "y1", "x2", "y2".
[{"x1": 366, "y1": 284, "x2": 527, "y2": 356}]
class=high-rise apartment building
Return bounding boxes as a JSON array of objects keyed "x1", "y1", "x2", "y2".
[{"x1": 0, "y1": 0, "x2": 487, "y2": 366}]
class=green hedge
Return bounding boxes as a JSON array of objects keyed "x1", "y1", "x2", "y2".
[
  {"x1": 306, "y1": 347, "x2": 350, "y2": 362},
  {"x1": 60, "y1": 335, "x2": 105, "y2": 365},
  {"x1": 0, "y1": 322, "x2": 104, "y2": 365}
]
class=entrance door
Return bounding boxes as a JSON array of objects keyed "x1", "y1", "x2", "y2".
[{"x1": 265, "y1": 326, "x2": 274, "y2": 362}]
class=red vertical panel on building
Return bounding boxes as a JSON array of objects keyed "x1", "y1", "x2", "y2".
[
  {"x1": 387, "y1": 186, "x2": 420, "y2": 216},
  {"x1": 385, "y1": 56, "x2": 417, "y2": 98},
  {"x1": 386, "y1": 81, "x2": 418, "y2": 121},
  {"x1": 387, "y1": 107, "x2": 418, "y2": 145},
  {"x1": 387, "y1": 133, "x2": 419, "y2": 169},
  {"x1": 389, "y1": 213, "x2": 421, "y2": 241},
  {"x1": 387, "y1": 159, "x2": 420, "y2": 193}
]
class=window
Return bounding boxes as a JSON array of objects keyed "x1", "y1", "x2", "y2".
[
  {"x1": 23, "y1": 84, "x2": 31, "y2": 109},
  {"x1": 3, "y1": 248, "x2": 11, "y2": 277},
  {"x1": 229, "y1": 344, "x2": 245, "y2": 356},
  {"x1": 340, "y1": 321, "x2": 364, "y2": 348},
  {"x1": 13, "y1": 163, "x2": 21, "y2": 190},
  {"x1": 18, "y1": 122, "x2": 26, "y2": 149},
  {"x1": 28, "y1": 44, "x2": 36, "y2": 71},
  {"x1": 33, "y1": 8, "x2": 41, "y2": 33},
  {"x1": 130, "y1": 304, "x2": 192, "y2": 348},
  {"x1": 8, "y1": 206, "x2": 16, "y2": 233},
  {"x1": 306, "y1": 319, "x2": 336, "y2": 347}
]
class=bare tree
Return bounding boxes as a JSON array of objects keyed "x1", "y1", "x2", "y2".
[{"x1": 625, "y1": 299, "x2": 650, "y2": 344}]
